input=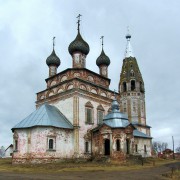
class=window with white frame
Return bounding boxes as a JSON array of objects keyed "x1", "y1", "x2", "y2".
[
  {"x1": 97, "y1": 104, "x2": 105, "y2": 124},
  {"x1": 85, "y1": 102, "x2": 94, "y2": 124}
]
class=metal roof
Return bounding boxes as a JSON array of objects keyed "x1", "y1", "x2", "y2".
[
  {"x1": 104, "y1": 111, "x2": 128, "y2": 120},
  {"x1": 103, "y1": 98, "x2": 129, "y2": 128},
  {"x1": 132, "y1": 122, "x2": 151, "y2": 128},
  {"x1": 133, "y1": 129, "x2": 152, "y2": 139},
  {"x1": 12, "y1": 104, "x2": 73, "y2": 131},
  {"x1": 104, "y1": 119, "x2": 130, "y2": 128}
]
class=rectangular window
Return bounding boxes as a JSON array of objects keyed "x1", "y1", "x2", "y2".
[
  {"x1": 98, "y1": 111, "x2": 104, "y2": 124},
  {"x1": 86, "y1": 108, "x2": 92, "y2": 123},
  {"x1": 15, "y1": 140, "x2": 18, "y2": 151},
  {"x1": 144, "y1": 145, "x2": 147, "y2": 153},
  {"x1": 135, "y1": 144, "x2": 138, "y2": 152},
  {"x1": 85, "y1": 142, "x2": 89, "y2": 153}
]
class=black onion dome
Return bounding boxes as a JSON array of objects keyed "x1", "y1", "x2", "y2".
[
  {"x1": 96, "y1": 49, "x2": 110, "y2": 66},
  {"x1": 46, "y1": 49, "x2": 60, "y2": 67},
  {"x1": 68, "y1": 31, "x2": 90, "y2": 55}
]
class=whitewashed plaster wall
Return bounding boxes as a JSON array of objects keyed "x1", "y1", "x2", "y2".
[
  {"x1": 13, "y1": 127, "x2": 74, "y2": 159},
  {"x1": 134, "y1": 138, "x2": 151, "y2": 157},
  {"x1": 54, "y1": 97, "x2": 74, "y2": 124},
  {"x1": 78, "y1": 96, "x2": 110, "y2": 156}
]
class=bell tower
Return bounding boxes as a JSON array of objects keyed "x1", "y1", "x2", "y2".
[{"x1": 119, "y1": 32, "x2": 146, "y2": 126}]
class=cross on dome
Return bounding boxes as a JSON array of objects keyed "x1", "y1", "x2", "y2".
[{"x1": 76, "y1": 14, "x2": 82, "y2": 32}]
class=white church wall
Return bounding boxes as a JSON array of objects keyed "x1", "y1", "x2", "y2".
[
  {"x1": 13, "y1": 127, "x2": 74, "y2": 163},
  {"x1": 134, "y1": 138, "x2": 151, "y2": 157},
  {"x1": 136, "y1": 127, "x2": 147, "y2": 134},
  {"x1": 78, "y1": 96, "x2": 110, "y2": 156},
  {"x1": 54, "y1": 97, "x2": 74, "y2": 124}
]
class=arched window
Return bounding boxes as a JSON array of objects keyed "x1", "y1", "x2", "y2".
[
  {"x1": 116, "y1": 139, "x2": 120, "y2": 151},
  {"x1": 131, "y1": 80, "x2": 136, "y2": 91},
  {"x1": 49, "y1": 139, "x2": 53, "y2": 149},
  {"x1": 123, "y1": 82, "x2": 127, "y2": 92},
  {"x1": 97, "y1": 105, "x2": 105, "y2": 124},
  {"x1": 85, "y1": 102, "x2": 94, "y2": 124}
]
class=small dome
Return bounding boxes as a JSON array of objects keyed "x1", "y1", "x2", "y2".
[
  {"x1": 126, "y1": 33, "x2": 131, "y2": 39},
  {"x1": 46, "y1": 49, "x2": 60, "y2": 67},
  {"x1": 96, "y1": 49, "x2": 110, "y2": 66},
  {"x1": 68, "y1": 31, "x2": 90, "y2": 56},
  {"x1": 111, "y1": 99, "x2": 120, "y2": 112}
]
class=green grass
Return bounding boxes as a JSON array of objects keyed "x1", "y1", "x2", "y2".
[{"x1": 0, "y1": 158, "x2": 178, "y2": 174}]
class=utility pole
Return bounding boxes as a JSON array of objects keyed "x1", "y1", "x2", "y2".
[{"x1": 172, "y1": 136, "x2": 175, "y2": 160}]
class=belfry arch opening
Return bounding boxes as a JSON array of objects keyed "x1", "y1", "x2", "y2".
[
  {"x1": 131, "y1": 80, "x2": 136, "y2": 91},
  {"x1": 122, "y1": 82, "x2": 127, "y2": 92}
]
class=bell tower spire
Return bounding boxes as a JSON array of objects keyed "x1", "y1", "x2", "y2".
[
  {"x1": 125, "y1": 27, "x2": 134, "y2": 58},
  {"x1": 119, "y1": 31, "x2": 146, "y2": 127}
]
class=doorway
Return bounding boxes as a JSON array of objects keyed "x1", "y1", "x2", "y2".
[
  {"x1": 104, "y1": 139, "x2": 110, "y2": 155},
  {"x1": 126, "y1": 139, "x2": 130, "y2": 154}
]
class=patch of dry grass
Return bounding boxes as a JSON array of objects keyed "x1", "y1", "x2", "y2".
[{"x1": 0, "y1": 158, "x2": 178, "y2": 174}]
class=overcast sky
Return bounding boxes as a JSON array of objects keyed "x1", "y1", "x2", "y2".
[{"x1": 0, "y1": 0, "x2": 179, "y2": 150}]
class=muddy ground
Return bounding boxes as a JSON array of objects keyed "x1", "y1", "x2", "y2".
[{"x1": 0, "y1": 162, "x2": 179, "y2": 180}]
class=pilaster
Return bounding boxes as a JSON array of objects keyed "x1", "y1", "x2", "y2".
[{"x1": 73, "y1": 95, "x2": 79, "y2": 157}]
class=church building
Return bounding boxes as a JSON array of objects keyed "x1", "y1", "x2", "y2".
[{"x1": 12, "y1": 16, "x2": 152, "y2": 164}]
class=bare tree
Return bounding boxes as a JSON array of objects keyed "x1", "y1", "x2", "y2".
[
  {"x1": 152, "y1": 141, "x2": 158, "y2": 153},
  {"x1": 152, "y1": 141, "x2": 168, "y2": 153}
]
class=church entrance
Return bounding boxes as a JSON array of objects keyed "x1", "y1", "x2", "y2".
[
  {"x1": 126, "y1": 139, "x2": 130, "y2": 154},
  {"x1": 104, "y1": 139, "x2": 110, "y2": 155}
]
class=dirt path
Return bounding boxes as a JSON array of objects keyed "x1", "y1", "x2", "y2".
[{"x1": 0, "y1": 162, "x2": 179, "y2": 180}]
